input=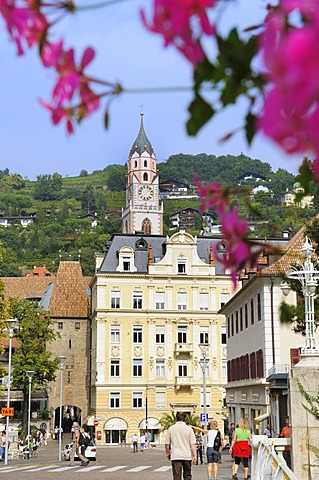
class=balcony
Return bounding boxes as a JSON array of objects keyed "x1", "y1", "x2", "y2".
[
  {"x1": 268, "y1": 364, "x2": 290, "y2": 376},
  {"x1": 175, "y1": 376, "x2": 194, "y2": 390},
  {"x1": 175, "y1": 343, "x2": 193, "y2": 356}
]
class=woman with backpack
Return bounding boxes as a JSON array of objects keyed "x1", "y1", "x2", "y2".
[{"x1": 192, "y1": 420, "x2": 223, "y2": 480}]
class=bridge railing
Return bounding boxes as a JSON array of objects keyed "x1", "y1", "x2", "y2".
[{"x1": 251, "y1": 435, "x2": 298, "y2": 480}]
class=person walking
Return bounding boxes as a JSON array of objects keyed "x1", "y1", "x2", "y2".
[
  {"x1": 195, "y1": 433, "x2": 203, "y2": 465},
  {"x1": 140, "y1": 433, "x2": 146, "y2": 452},
  {"x1": 132, "y1": 433, "x2": 138, "y2": 453},
  {"x1": 229, "y1": 418, "x2": 252, "y2": 480},
  {"x1": 192, "y1": 420, "x2": 223, "y2": 480},
  {"x1": 69, "y1": 422, "x2": 89, "y2": 467},
  {"x1": 263, "y1": 424, "x2": 272, "y2": 438},
  {"x1": 227, "y1": 423, "x2": 235, "y2": 448},
  {"x1": 280, "y1": 417, "x2": 291, "y2": 469},
  {"x1": 165, "y1": 411, "x2": 197, "y2": 480}
]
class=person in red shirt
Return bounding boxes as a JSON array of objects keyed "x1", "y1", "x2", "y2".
[{"x1": 280, "y1": 417, "x2": 291, "y2": 469}]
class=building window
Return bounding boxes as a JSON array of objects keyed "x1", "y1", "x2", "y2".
[
  {"x1": 155, "y1": 325, "x2": 165, "y2": 343},
  {"x1": 257, "y1": 293, "x2": 262, "y2": 321},
  {"x1": 110, "y1": 359, "x2": 120, "y2": 377},
  {"x1": 132, "y1": 392, "x2": 143, "y2": 408},
  {"x1": 133, "y1": 326, "x2": 143, "y2": 343},
  {"x1": 74, "y1": 322, "x2": 80, "y2": 330},
  {"x1": 222, "y1": 360, "x2": 227, "y2": 378},
  {"x1": 177, "y1": 259, "x2": 187, "y2": 274},
  {"x1": 231, "y1": 314, "x2": 234, "y2": 337},
  {"x1": 220, "y1": 292, "x2": 230, "y2": 308},
  {"x1": 221, "y1": 326, "x2": 226, "y2": 344},
  {"x1": 133, "y1": 292, "x2": 143, "y2": 309},
  {"x1": 155, "y1": 292, "x2": 165, "y2": 309},
  {"x1": 110, "y1": 392, "x2": 120, "y2": 409},
  {"x1": 133, "y1": 359, "x2": 143, "y2": 377},
  {"x1": 245, "y1": 303, "x2": 248, "y2": 329},
  {"x1": 111, "y1": 291, "x2": 121, "y2": 309},
  {"x1": 200, "y1": 389, "x2": 211, "y2": 408},
  {"x1": 143, "y1": 172, "x2": 148, "y2": 181},
  {"x1": 177, "y1": 292, "x2": 187, "y2": 310},
  {"x1": 251, "y1": 299, "x2": 255, "y2": 325},
  {"x1": 110, "y1": 327, "x2": 120, "y2": 344},
  {"x1": 178, "y1": 360, "x2": 188, "y2": 377},
  {"x1": 199, "y1": 327, "x2": 209, "y2": 344},
  {"x1": 156, "y1": 359, "x2": 165, "y2": 377},
  {"x1": 155, "y1": 391, "x2": 166, "y2": 408},
  {"x1": 199, "y1": 292, "x2": 209, "y2": 311},
  {"x1": 235, "y1": 311, "x2": 239, "y2": 334},
  {"x1": 69, "y1": 339, "x2": 72, "y2": 349},
  {"x1": 240, "y1": 307, "x2": 243, "y2": 331},
  {"x1": 67, "y1": 371, "x2": 71, "y2": 384},
  {"x1": 58, "y1": 322, "x2": 63, "y2": 330},
  {"x1": 227, "y1": 317, "x2": 230, "y2": 338},
  {"x1": 177, "y1": 325, "x2": 187, "y2": 343},
  {"x1": 123, "y1": 256, "x2": 131, "y2": 271}
]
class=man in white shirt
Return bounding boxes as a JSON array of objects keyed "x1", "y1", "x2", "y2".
[{"x1": 165, "y1": 412, "x2": 197, "y2": 480}]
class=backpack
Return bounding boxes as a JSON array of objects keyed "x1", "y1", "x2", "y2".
[
  {"x1": 213, "y1": 430, "x2": 221, "y2": 451},
  {"x1": 79, "y1": 432, "x2": 91, "y2": 448}
]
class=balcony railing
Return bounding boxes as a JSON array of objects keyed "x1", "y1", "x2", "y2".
[
  {"x1": 175, "y1": 343, "x2": 193, "y2": 356},
  {"x1": 251, "y1": 435, "x2": 297, "y2": 480},
  {"x1": 268, "y1": 363, "x2": 290, "y2": 376},
  {"x1": 175, "y1": 376, "x2": 193, "y2": 389}
]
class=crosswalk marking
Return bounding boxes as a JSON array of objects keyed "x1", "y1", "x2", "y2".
[
  {"x1": 127, "y1": 465, "x2": 151, "y2": 472},
  {"x1": 154, "y1": 466, "x2": 171, "y2": 472},
  {"x1": 76, "y1": 465, "x2": 104, "y2": 472},
  {"x1": 47, "y1": 466, "x2": 78, "y2": 472},
  {"x1": 100, "y1": 465, "x2": 128, "y2": 472},
  {"x1": 25, "y1": 465, "x2": 58, "y2": 472}
]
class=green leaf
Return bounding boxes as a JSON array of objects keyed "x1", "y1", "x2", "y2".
[{"x1": 186, "y1": 95, "x2": 215, "y2": 136}]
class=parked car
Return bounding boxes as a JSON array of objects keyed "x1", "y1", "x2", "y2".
[{"x1": 63, "y1": 441, "x2": 96, "y2": 461}]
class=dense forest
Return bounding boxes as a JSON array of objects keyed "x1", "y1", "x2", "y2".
[{"x1": 0, "y1": 153, "x2": 315, "y2": 276}]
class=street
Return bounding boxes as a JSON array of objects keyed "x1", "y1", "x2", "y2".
[{"x1": 0, "y1": 439, "x2": 239, "y2": 480}]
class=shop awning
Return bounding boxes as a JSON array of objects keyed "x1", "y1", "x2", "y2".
[
  {"x1": 104, "y1": 418, "x2": 128, "y2": 430},
  {"x1": 139, "y1": 417, "x2": 160, "y2": 430}
]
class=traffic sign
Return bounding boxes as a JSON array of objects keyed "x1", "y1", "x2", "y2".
[
  {"x1": 1, "y1": 407, "x2": 14, "y2": 416},
  {"x1": 93, "y1": 419, "x2": 99, "y2": 427},
  {"x1": 200, "y1": 413, "x2": 208, "y2": 422}
]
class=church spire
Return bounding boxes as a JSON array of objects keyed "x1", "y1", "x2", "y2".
[{"x1": 129, "y1": 112, "x2": 154, "y2": 157}]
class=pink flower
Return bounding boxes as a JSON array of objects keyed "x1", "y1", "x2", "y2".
[
  {"x1": 0, "y1": 0, "x2": 48, "y2": 55},
  {"x1": 140, "y1": 0, "x2": 216, "y2": 65}
]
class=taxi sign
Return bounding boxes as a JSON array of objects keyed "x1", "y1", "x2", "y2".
[{"x1": 1, "y1": 407, "x2": 14, "y2": 416}]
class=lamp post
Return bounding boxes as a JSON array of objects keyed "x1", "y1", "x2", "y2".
[
  {"x1": 4, "y1": 318, "x2": 18, "y2": 466},
  {"x1": 281, "y1": 237, "x2": 319, "y2": 356},
  {"x1": 58, "y1": 356, "x2": 66, "y2": 462},
  {"x1": 26, "y1": 370, "x2": 35, "y2": 458},
  {"x1": 199, "y1": 343, "x2": 210, "y2": 449},
  {"x1": 145, "y1": 385, "x2": 148, "y2": 433}
]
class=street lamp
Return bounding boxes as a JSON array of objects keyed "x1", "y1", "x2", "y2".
[
  {"x1": 58, "y1": 356, "x2": 66, "y2": 462},
  {"x1": 26, "y1": 370, "x2": 35, "y2": 458},
  {"x1": 199, "y1": 343, "x2": 210, "y2": 445},
  {"x1": 4, "y1": 318, "x2": 18, "y2": 465},
  {"x1": 281, "y1": 237, "x2": 319, "y2": 356}
]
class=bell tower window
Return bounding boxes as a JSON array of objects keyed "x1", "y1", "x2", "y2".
[
  {"x1": 142, "y1": 218, "x2": 151, "y2": 235},
  {"x1": 143, "y1": 172, "x2": 148, "y2": 181},
  {"x1": 144, "y1": 160, "x2": 147, "y2": 167}
]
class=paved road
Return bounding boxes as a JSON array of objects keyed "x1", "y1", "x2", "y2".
[{"x1": 0, "y1": 439, "x2": 243, "y2": 479}]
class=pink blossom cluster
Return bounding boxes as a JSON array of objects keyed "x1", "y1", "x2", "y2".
[
  {"x1": 258, "y1": 0, "x2": 319, "y2": 178},
  {"x1": 195, "y1": 176, "x2": 261, "y2": 286},
  {"x1": 140, "y1": 0, "x2": 216, "y2": 65},
  {"x1": 0, "y1": 0, "x2": 108, "y2": 133}
]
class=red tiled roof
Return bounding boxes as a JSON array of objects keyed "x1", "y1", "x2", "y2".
[
  {"x1": 49, "y1": 261, "x2": 90, "y2": 318},
  {"x1": 26, "y1": 266, "x2": 54, "y2": 277},
  {"x1": 1, "y1": 277, "x2": 54, "y2": 299}
]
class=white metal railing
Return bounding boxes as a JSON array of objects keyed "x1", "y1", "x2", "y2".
[
  {"x1": 267, "y1": 363, "x2": 290, "y2": 376},
  {"x1": 251, "y1": 435, "x2": 298, "y2": 480}
]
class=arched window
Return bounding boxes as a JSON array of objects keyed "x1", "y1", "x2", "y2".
[
  {"x1": 143, "y1": 172, "x2": 148, "y2": 181},
  {"x1": 134, "y1": 160, "x2": 137, "y2": 168},
  {"x1": 142, "y1": 218, "x2": 151, "y2": 235},
  {"x1": 144, "y1": 160, "x2": 147, "y2": 167}
]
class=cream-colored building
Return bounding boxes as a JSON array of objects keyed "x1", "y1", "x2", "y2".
[
  {"x1": 90, "y1": 230, "x2": 237, "y2": 444},
  {"x1": 89, "y1": 114, "x2": 239, "y2": 444}
]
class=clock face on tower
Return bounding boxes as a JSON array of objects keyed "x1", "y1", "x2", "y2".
[{"x1": 138, "y1": 185, "x2": 154, "y2": 201}]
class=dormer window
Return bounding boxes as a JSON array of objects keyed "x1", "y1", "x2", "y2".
[
  {"x1": 116, "y1": 246, "x2": 137, "y2": 273},
  {"x1": 177, "y1": 259, "x2": 187, "y2": 274}
]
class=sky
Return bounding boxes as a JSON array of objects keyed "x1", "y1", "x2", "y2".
[{"x1": 0, "y1": 0, "x2": 302, "y2": 180}]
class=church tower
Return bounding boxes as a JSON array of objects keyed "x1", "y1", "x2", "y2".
[{"x1": 122, "y1": 113, "x2": 163, "y2": 235}]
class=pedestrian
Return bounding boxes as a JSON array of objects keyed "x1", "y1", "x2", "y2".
[
  {"x1": 192, "y1": 420, "x2": 223, "y2": 480},
  {"x1": 263, "y1": 424, "x2": 272, "y2": 438},
  {"x1": 227, "y1": 423, "x2": 235, "y2": 448},
  {"x1": 140, "y1": 433, "x2": 146, "y2": 451},
  {"x1": 165, "y1": 411, "x2": 197, "y2": 480},
  {"x1": 229, "y1": 418, "x2": 252, "y2": 480},
  {"x1": 132, "y1": 433, "x2": 138, "y2": 453},
  {"x1": 69, "y1": 422, "x2": 89, "y2": 467},
  {"x1": 195, "y1": 433, "x2": 203, "y2": 465},
  {"x1": 147, "y1": 430, "x2": 152, "y2": 448},
  {"x1": 280, "y1": 417, "x2": 291, "y2": 469}
]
